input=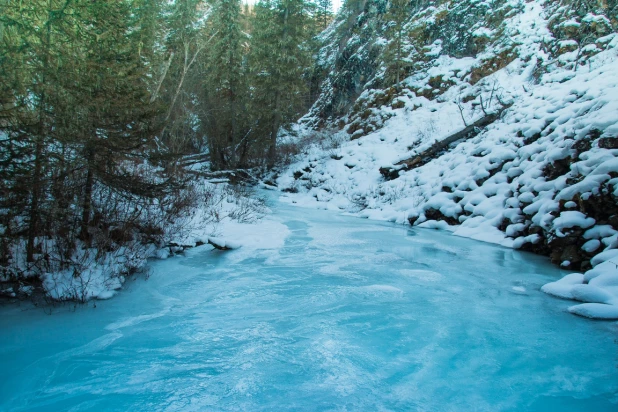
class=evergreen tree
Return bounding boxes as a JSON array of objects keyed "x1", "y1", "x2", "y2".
[
  {"x1": 249, "y1": 0, "x2": 313, "y2": 166},
  {"x1": 384, "y1": 0, "x2": 411, "y2": 90},
  {"x1": 1, "y1": 0, "x2": 172, "y2": 270},
  {"x1": 0, "y1": 0, "x2": 322, "y2": 280},
  {"x1": 156, "y1": 0, "x2": 211, "y2": 155},
  {"x1": 314, "y1": 0, "x2": 334, "y2": 31},
  {"x1": 0, "y1": 0, "x2": 70, "y2": 261},
  {"x1": 53, "y1": 1, "x2": 163, "y2": 244},
  {"x1": 201, "y1": 0, "x2": 249, "y2": 170}
]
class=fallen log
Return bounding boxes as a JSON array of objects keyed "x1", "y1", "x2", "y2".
[
  {"x1": 189, "y1": 169, "x2": 257, "y2": 184},
  {"x1": 380, "y1": 109, "x2": 507, "y2": 180}
]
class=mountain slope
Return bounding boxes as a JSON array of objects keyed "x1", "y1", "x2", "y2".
[{"x1": 278, "y1": 0, "x2": 618, "y2": 318}]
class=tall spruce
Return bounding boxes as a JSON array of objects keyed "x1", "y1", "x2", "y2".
[
  {"x1": 314, "y1": 0, "x2": 334, "y2": 30},
  {"x1": 1, "y1": 0, "x2": 171, "y2": 272},
  {"x1": 201, "y1": 0, "x2": 248, "y2": 170},
  {"x1": 156, "y1": 0, "x2": 210, "y2": 155},
  {"x1": 249, "y1": 0, "x2": 313, "y2": 166},
  {"x1": 0, "y1": 0, "x2": 69, "y2": 262},
  {"x1": 384, "y1": 0, "x2": 410, "y2": 90},
  {"x1": 58, "y1": 1, "x2": 162, "y2": 244}
]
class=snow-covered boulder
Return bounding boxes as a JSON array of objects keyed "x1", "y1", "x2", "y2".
[{"x1": 542, "y1": 254, "x2": 618, "y2": 319}]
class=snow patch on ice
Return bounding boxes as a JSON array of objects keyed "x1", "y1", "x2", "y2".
[{"x1": 542, "y1": 256, "x2": 618, "y2": 319}]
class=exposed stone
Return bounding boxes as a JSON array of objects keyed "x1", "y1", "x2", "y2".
[
  {"x1": 550, "y1": 244, "x2": 583, "y2": 268},
  {"x1": 543, "y1": 157, "x2": 572, "y2": 180},
  {"x1": 423, "y1": 208, "x2": 459, "y2": 226},
  {"x1": 598, "y1": 137, "x2": 618, "y2": 149},
  {"x1": 391, "y1": 100, "x2": 405, "y2": 109}
]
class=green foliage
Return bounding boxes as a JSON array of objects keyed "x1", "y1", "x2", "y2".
[
  {"x1": 200, "y1": 0, "x2": 249, "y2": 170},
  {"x1": 158, "y1": 0, "x2": 211, "y2": 155},
  {"x1": 384, "y1": 0, "x2": 411, "y2": 89},
  {"x1": 314, "y1": 0, "x2": 334, "y2": 30},
  {"x1": 0, "y1": 0, "x2": 185, "y2": 272},
  {"x1": 249, "y1": 0, "x2": 315, "y2": 166},
  {"x1": 0, "y1": 0, "x2": 328, "y2": 278}
]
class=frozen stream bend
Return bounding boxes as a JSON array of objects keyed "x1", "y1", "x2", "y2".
[{"x1": 1, "y1": 196, "x2": 617, "y2": 411}]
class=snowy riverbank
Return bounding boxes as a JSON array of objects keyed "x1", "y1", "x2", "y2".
[
  {"x1": 277, "y1": 1, "x2": 618, "y2": 319},
  {"x1": 2, "y1": 197, "x2": 617, "y2": 410}
]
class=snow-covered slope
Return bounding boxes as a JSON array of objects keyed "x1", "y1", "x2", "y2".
[{"x1": 279, "y1": 0, "x2": 618, "y2": 318}]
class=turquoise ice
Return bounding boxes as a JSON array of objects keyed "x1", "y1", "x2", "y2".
[{"x1": 1, "y1": 199, "x2": 617, "y2": 411}]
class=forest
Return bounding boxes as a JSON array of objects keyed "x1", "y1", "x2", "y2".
[{"x1": 0, "y1": 0, "x2": 334, "y2": 295}]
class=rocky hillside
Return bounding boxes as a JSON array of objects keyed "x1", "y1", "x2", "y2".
[{"x1": 277, "y1": 0, "x2": 618, "y2": 318}]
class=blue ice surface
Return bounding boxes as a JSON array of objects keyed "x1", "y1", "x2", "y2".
[{"x1": 1, "y1": 198, "x2": 617, "y2": 411}]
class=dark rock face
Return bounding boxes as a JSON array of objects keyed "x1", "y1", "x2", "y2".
[
  {"x1": 519, "y1": 241, "x2": 551, "y2": 257},
  {"x1": 306, "y1": 0, "x2": 513, "y2": 128},
  {"x1": 548, "y1": 228, "x2": 586, "y2": 269},
  {"x1": 598, "y1": 137, "x2": 618, "y2": 149},
  {"x1": 550, "y1": 244, "x2": 584, "y2": 268},
  {"x1": 543, "y1": 158, "x2": 572, "y2": 181},
  {"x1": 408, "y1": 214, "x2": 420, "y2": 226},
  {"x1": 423, "y1": 208, "x2": 459, "y2": 226}
]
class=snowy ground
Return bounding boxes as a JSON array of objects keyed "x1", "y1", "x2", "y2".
[
  {"x1": 28, "y1": 182, "x2": 271, "y2": 302},
  {"x1": 278, "y1": 1, "x2": 618, "y2": 319}
]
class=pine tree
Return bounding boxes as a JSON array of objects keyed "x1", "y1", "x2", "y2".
[
  {"x1": 201, "y1": 0, "x2": 249, "y2": 170},
  {"x1": 0, "y1": 0, "x2": 36, "y2": 263},
  {"x1": 156, "y1": 0, "x2": 211, "y2": 155},
  {"x1": 0, "y1": 0, "x2": 69, "y2": 262},
  {"x1": 384, "y1": 0, "x2": 410, "y2": 90},
  {"x1": 1, "y1": 0, "x2": 167, "y2": 266},
  {"x1": 63, "y1": 1, "x2": 163, "y2": 243},
  {"x1": 314, "y1": 0, "x2": 334, "y2": 31},
  {"x1": 249, "y1": 0, "x2": 313, "y2": 166}
]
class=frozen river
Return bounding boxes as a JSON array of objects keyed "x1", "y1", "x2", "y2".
[{"x1": 1, "y1": 198, "x2": 617, "y2": 411}]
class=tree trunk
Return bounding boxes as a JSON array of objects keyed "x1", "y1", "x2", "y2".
[
  {"x1": 27, "y1": 2, "x2": 53, "y2": 262},
  {"x1": 79, "y1": 148, "x2": 95, "y2": 246},
  {"x1": 267, "y1": 5, "x2": 290, "y2": 167},
  {"x1": 267, "y1": 91, "x2": 281, "y2": 167},
  {"x1": 26, "y1": 139, "x2": 43, "y2": 262},
  {"x1": 396, "y1": 26, "x2": 402, "y2": 91}
]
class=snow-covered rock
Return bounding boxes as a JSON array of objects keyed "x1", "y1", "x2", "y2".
[
  {"x1": 542, "y1": 255, "x2": 618, "y2": 319},
  {"x1": 541, "y1": 273, "x2": 585, "y2": 300},
  {"x1": 279, "y1": 0, "x2": 618, "y2": 319},
  {"x1": 568, "y1": 303, "x2": 618, "y2": 320}
]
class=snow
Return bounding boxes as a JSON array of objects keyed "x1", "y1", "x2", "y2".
[
  {"x1": 553, "y1": 211, "x2": 595, "y2": 232},
  {"x1": 571, "y1": 284, "x2": 616, "y2": 305},
  {"x1": 568, "y1": 303, "x2": 618, "y2": 319},
  {"x1": 42, "y1": 269, "x2": 124, "y2": 301},
  {"x1": 582, "y1": 239, "x2": 601, "y2": 253},
  {"x1": 511, "y1": 286, "x2": 527, "y2": 294},
  {"x1": 590, "y1": 249, "x2": 618, "y2": 267},
  {"x1": 277, "y1": 0, "x2": 618, "y2": 320},
  {"x1": 541, "y1": 256, "x2": 618, "y2": 319},
  {"x1": 541, "y1": 273, "x2": 584, "y2": 300},
  {"x1": 418, "y1": 220, "x2": 452, "y2": 230},
  {"x1": 584, "y1": 225, "x2": 617, "y2": 240},
  {"x1": 34, "y1": 183, "x2": 278, "y2": 302},
  {"x1": 1, "y1": 197, "x2": 617, "y2": 410}
]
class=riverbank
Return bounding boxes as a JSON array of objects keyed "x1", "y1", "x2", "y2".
[{"x1": 1, "y1": 196, "x2": 616, "y2": 410}]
